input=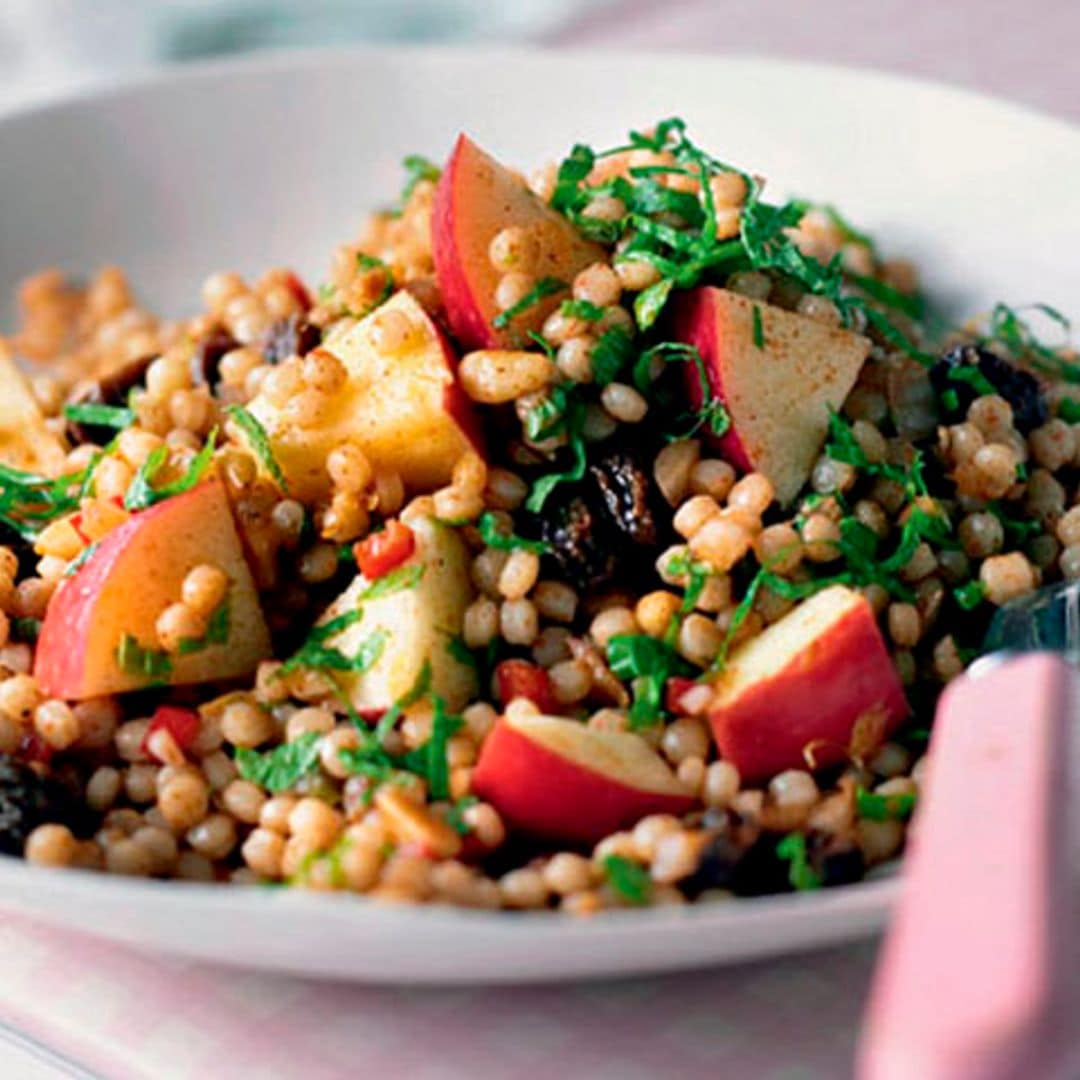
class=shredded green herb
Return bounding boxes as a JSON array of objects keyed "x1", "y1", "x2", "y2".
[
  {"x1": 225, "y1": 405, "x2": 288, "y2": 492},
  {"x1": 115, "y1": 633, "x2": 173, "y2": 683},
  {"x1": 63, "y1": 402, "x2": 135, "y2": 430},
  {"x1": 856, "y1": 786, "x2": 917, "y2": 822},
  {"x1": 399, "y1": 694, "x2": 462, "y2": 800},
  {"x1": 560, "y1": 298, "x2": 605, "y2": 322},
  {"x1": 124, "y1": 428, "x2": 218, "y2": 511},
  {"x1": 776, "y1": 833, "x2": 822, "y2": 892},
  {"x1": 399, "y1": 153, "x2": 441, "y2": 208},
  {"x1": 177, "y1": 599, "x2": 230, "y2": 655},
  {"x1": 589, "y1": 327, "x2": 636, "y2": 385},
  {"x1": 607, "y1": 633, "x2": 692, "y2": 729},
  {"x1": 492, "y1": 277, "x2": 566, "y2": 330},
  {"x1": 751, "y1": 304, "x2": 765, "y2": 349},
  {"x1": 602, "y1": 854, "x2": 653, "y2": 905},
  {"x1": 236, "y1": 731, "x2": 322, "y2": 792},
  {"x1": 445, "y1": 796, "x2": 479, "y2": 836},
  {"x1": 477, "y1": 511, "x2": 550, "y2": 555},
  {"x1": 10, "y1": 617, "x2": 41, "y2": 643},
  {"x1": 953, "y1": 580, "x2": 986, "y2": 611}
]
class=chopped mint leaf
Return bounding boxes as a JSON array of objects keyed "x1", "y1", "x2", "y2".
[
  {"x1": 751, "y1": 304, "x2": 765, "y2": 349},
  {"x1": 63, "y1": 541, "x2": 99, "y2": 578},
  {"x1": 1058, "y1": 398, "x2": 1080, "y2": 423},
  {"x1": 954, "y1": 580, "x2": 985, "y2": 611},
  {"x1": 560, "y1": 299, "x2": 604, "y2": 322},
  {"x1": 236, "y1": 732, "x2": 321, "y2": 792},
  {"x1": 946, "y1": 365, "x2": 997, "y2": 397},
  {"x1": 124, "y1": 428, "x2": 218, "y2": 511},
  {"x1": 9, "y1": 617, "x2": 40, "y2": 643},
  {"x1": 492, "y1": 277, "x2": 565, "y2": 330},
  {"x1": 602, "y1": 854, "x2": 652, "y2": 905},
  {"x1": 115, "y1": 633, "x2": 172, "y2": 682},
  {"x1": 177, "y1": 599, "x2": 230, "y2": 655},
  {"x1": 589, "y1": 327, "x2": 636, "y2": 386},
  {"x1": 477, "y1": 511, "x2": 550, "y2": 555},
  {"x1": 63, "y1": 402, "x2": 135, "y2": 430},
  {"x1": 445, "y1": 795, "x2": 479, "y2": 836},
  {"x1": 225, "y1": 405, "x2": 288, "y2": 492},
  {"x1": 776, "y1": 833, "x2": 823, "y2": 892},
  {"x1": 607, "y1": 633, "x2": 693, "y2": 729},
  {"x1": 633, "y1": 276, "x2": 674, "y2": 331},
  {"x1": 399, "y1": 154, "x2": 441, "y2": 207},
  {"x1": 357, "y1": 562, "x2": 425, "y2": 601},
  {"x1": 399, "y1": 694, "x2": 462, "y2": 800},
  {"x1": 856, "y1": 786, "x2": 917, "y2": 822}
]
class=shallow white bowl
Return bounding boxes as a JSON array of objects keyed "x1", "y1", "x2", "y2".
[{"x1": 0, "y1": 47, "x2": 1077, "y2": 984}]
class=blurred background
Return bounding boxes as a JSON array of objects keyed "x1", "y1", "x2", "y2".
[{"x1": 0, "y1": 0, "x2": 1076, "y2": 122}]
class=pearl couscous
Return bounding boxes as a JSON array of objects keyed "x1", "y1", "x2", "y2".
[{"x1": 0, "y1": 118, "x2": 1075, "y2": 912}]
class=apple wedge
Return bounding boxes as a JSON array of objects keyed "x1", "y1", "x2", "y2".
[
  {"x1": 0, "y1": 342, "x2": 67, "y2": 475},
  {"x1": 35, "y1": 479, "x2": 270, "y2": 699},
  {"x1": 707, "y1": 585, "x2": 908, "y2": 782},
  {"x1": 671, "y1": 287, "x2": 870, "y2": 505},
  {"x1": 471, "y1": 713, "x2": 696, "y2": 846},
  {"x1": 242, "y1": 290, "x2": 482, "y2": 501},
  {"x1": 315, "y1": 516, "x2": 477, "y2": 715},
  {"x1": 432, "y1": 134, "x2": 605, "y2": 350}
]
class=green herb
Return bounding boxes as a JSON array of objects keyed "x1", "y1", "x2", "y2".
[
  {"x1": 589, "y1": 327, "x2": 636, "y2": 386},
  {"x1": 492, "y1": 277, "x2": 565, "y2": 330},
  {"x1": 369, "y1": 661, "x2": 432, "y2": 747},
  {"x1": 124, "y1": 428, "x2": 218, "y2": 511},
  {"x1": 633, "y1": 277, "x2": 675, "y2": 331},
  {"x1": 602, "y1": 854, "x2": 652, "y2": 905},
  {"x1": 352, "y1": 254, "x2": 394, "y2": 314},
  {"x1": 10, "y1": 617, "x2": 40, "y2": 643},
  {"x1": 607, "y1": 633, "x2": 692, "y2": 729},
  {"x1": 525, "y1": 391, "x2": 588, "y2": 513},
  {"x1": 751, "y1": 305, "x2": 765, "y2": 349},
  {"x1": 358, "y1": 562, "x2": 425, "y2": 601},
  {"x1": 665, "y1": 550, "x2": 711, "y2": 615},
  {"x1": 63, "y1": 402, "x2": 135, "y2": 430},
  {"x1": 775, "y1": 833, "x2": 822, "y2": 892},
  {"x1": 985, "y1": 303, "x2": 1079, "y2": 383},
  {"x1": 282, "y1": 624, "x2": 389, "y2": 676},
  {"x1": 225, "y1": 405, "x2": 287, "y2": 492},
  {"x1": 445, "y1": 796, "x2": 479, "y2": 836},
  {"x1": 399, "y1": 153, "x2": 441, "y2": 207},
  {"x1": 560, "y1": 299, "x2": 605, "y2": 322},
  {"x1": 941, "y1": 388, "x2": 960, "y2": 412},
  {"x1": 856, "y1": 786, "x2": 917, "y2": 822},
  {"x1": 953, "y1": 580, "x2": 985, "y2": 611},
  {"x1": 236, "y1": 732, "x2": 322, "y2": 792},
  {"x1": 0, "y1": 456, "x2": 103, "y2": 542},
  {"x1": 477, "y1": 511, "x2": 550, "y2": 555},
  {"x1": 400, "y1": 694, "x2": 462, "y2": 800},
  {"x1": 946, "y1": 365, "x2": 997, "y2": 397},
  {"x1": 1058, "y1": 399, "x2": 1080, "y2": 423},
  {"x1": 446, "y1": 635, "x2": 478, "y2": 673},
  {"x1": 115, "y1": 633, "x2": 173, "y2": 682},
  {"x1": 177, "y1": 599, "x2": 230, "y2": 655}
]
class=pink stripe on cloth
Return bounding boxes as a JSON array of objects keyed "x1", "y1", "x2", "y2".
[{"x1": 0, "y1": 913, "x2": 877, "y2": 1079}]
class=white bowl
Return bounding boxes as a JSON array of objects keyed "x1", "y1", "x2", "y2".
[{"x1": 0, "y1": 47, "x2": 1077, "y2": 984}]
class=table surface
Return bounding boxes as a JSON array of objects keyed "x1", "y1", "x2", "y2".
[{"x1": 0, "y1": 4, "x2": 1077, "y2": 1077}]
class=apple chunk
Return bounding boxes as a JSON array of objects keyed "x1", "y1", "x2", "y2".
[
  {"x1": 0, "y1": 342, "x2": 67, "y2": 476},
  {"x1": 672, "y1": 287, "x2": 870, "y2": 505},
  {"x1": 35, "y1": 479, "x2": 271, "y2": 700},
  {"x1": 241, "y1": 290, "x2": 482, "y2": 502},
  {"x1": 317, "y1": 516, "x2": 477, "y2": 715},
  {"x1": 707, "y1": 585, "x2": 908, "y2": 782},
  {"x1": 433, "y1": 134, "x2": 604, "y2": 350},
  {"x1": 471, "y1": 713, "x2": 695, "y2": 846}
]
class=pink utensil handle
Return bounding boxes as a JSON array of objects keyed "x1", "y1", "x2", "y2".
[{"x1": 858, "y1": 653, "x2": 1074, "y2": 1080}]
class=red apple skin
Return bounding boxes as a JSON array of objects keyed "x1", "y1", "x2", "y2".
[
  {"x1": 708, "y1": 593, "x2": 908, "y2": 783},
  {"x1": 670, "y1": 285, "x2": 754, "y2": 471},
  {"x1": 35, "y1": 479, "x2": 270, "y2": 700},
  {"x1": 472, "y1": 720, "x2": 696, "y2": 847},
  {"x1": 433, "y1": 134, "x2": 604, "y2": 351}
]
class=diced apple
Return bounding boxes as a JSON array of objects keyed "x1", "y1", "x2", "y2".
[
  {"x1": 0, "y1": 342, "x2": 67, "y2": 475},
  {"x1": 34, "y1": 479, "x2": 271, "y2": 700},
  {"x1": 318, "y1": 516, "x2": 477, "y2": 715},
  {"x1": 471, "y1": 712, "x2": 696, "y2": 846},
  {"x1": 241, "y1": 290, "x2": 482, "y2": 502},
  {"x1": 707, "y1": 585, "x2": 908, "y2": 782},
  {"x1": 672, "y1": 286, "x2": 870, "y2": 505},
  {"x1": 432, "y1": 134, "x2": 605, "y2": 350}
]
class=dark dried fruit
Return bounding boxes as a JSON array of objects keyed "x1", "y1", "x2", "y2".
[
  {"x1": 931, "y1": 344, "x2": 1047, "y2": 433},
  {"x1": 590, "y1": 450, "x2": 659, "y2": 547},
  {"x1": 64, "y1": 353, "x2": 154, "y2": 444},
  {"x1": 261, "y1": 316, "x2": 321, "y2": 365},
  {"x1": 806, "y1": 831, "x2": 866, "y2": 887},
  {"x1": 539, "y1": 495, "x2": 617, "y2": 591},
  {"x1": 0, "y1": 755, "x2": 93, "y2": 856},
  {"x1": 189, "y1": 328, "x2": 238, "y2": 387},
  {"x1": 680, "y1": 832, "x2": 743, "y2": 897},
  {"x1": 525, "y1": 443, "x2": 672, "y2": 592}
]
